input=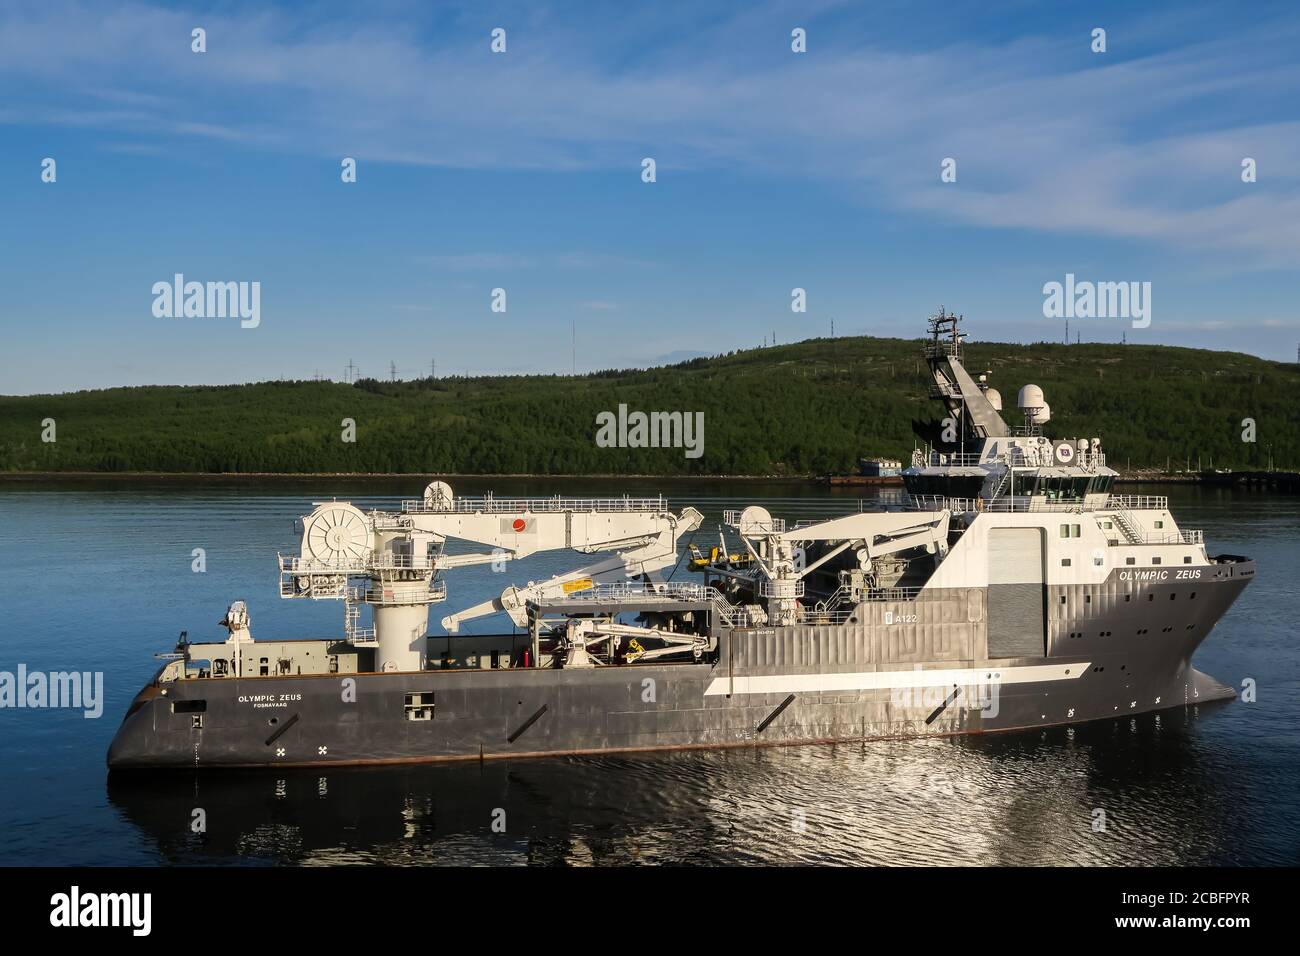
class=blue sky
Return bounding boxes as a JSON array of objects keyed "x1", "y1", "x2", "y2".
[{"x1": 2, "y1": 0, "x2": 1299, "y2": 394}]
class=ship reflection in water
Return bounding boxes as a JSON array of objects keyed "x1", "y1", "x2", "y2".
[{"x1": 107, "y1": 699, "x2": 1278, "y2": 866}]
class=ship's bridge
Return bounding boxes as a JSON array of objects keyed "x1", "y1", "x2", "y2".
[{"x1": 905, "y1": 433, "x2": 1117, "y2": 508}]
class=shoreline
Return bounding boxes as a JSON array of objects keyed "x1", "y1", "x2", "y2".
[
  {"x1": 0, "y1": 470, "x2": 816, "y2": 483},
  {"x1": 0, "y1": 469, "x2": 1267, "y2": 485}
]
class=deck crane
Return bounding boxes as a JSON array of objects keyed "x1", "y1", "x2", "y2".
[
  {"x1": 719, "y1": 505, "x2": 950, "y2": 626},
  {"x1": 279, "y1": 481, "x2": 703, "y2": 671}
]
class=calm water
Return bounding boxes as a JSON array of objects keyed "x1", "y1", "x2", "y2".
[{"x1": 0, "y1": 478, "x2": 1296, "y2": 866}]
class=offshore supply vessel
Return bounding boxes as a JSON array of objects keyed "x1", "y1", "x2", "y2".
[{"x1": 107, "y1": 312, "x2": 1255, "y2": 769}]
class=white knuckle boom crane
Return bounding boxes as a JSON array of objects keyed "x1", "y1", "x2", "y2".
[{"x1": 278, "y1": 481, "x2": 704, "y2": 672}]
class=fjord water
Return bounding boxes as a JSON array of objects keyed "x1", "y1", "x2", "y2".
[{"x1": 0, "y1": 479, "x2": 1296, "y2": 866}]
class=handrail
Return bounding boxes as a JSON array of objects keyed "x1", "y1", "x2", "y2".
[
  {"x1": 1105, "y1": 495, "x2": 1169, "y2": 511},
  {"x1": 401, "y1": 494, "x2": 668, "y2": 514},
  {"x1": 919, "y1": 449, "x2": 1107, "y2": 469},
  {"x1": 759, "y1": 578, "x2": 806, "y2": 598},
  {"x1": 905, "y1": 494, "x2": 1121, "y2": 514},
  {"x1": 543, "y1": 581, "x2": 751, "y2": 626},
  {"x1": 554, "y1": 581, "x2": 716, "y2": 603},
  {"x1": 1132, "y1": 530, "x2": 1203, "y2": 545},
  {"x1": 357, "y1": 581, "x2": 448, "y2": 605},
  {"x1": 722, "y1": 509, "x2": 787, "y2": 533}
]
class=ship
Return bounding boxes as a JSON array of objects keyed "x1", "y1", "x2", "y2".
[{"x1": 107, "y1": 311, "x2": 1255, "y2": 769}]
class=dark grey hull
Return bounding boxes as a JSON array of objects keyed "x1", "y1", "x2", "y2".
[{"x1": 107, "y1": 564, "x2": 1252, "y2": 770}]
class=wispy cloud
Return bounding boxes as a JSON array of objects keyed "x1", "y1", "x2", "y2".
[
  {"x1": 1, "y1": 0, "x2": 1299, "y2": 271},
  {"x1": 423, "y1": 252, "x2": 656, "y2": 271}
]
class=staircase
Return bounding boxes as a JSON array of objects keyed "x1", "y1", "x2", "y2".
[
  {"x1": 988, "y1": 468, "x2": 1012, "y2": 502},
  {"x1": 1111, "y1": 509, "x2": 1143, "y2": 544}
]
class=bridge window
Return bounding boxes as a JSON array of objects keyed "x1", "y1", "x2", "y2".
[
  {"x1": 903, "y1": 474, "x2": 986, "y2": 498},
  {"x1": 1089, "y1": 476, "x2": 1114, "y2": 494},
  {"x1": 1125, "y1": 557, "x2": 1135, "y2": 565},
  {"x1": 1036, "y1": 477, "x2": 1090, "y2": 500},
  {"x1": 1152, "y1": 557, "x2": 1162, "y2": 565}
]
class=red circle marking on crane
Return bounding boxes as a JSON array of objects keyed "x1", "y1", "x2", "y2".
[{"x1": 512, "y1": 518, "x2": 527, "y2": 532}]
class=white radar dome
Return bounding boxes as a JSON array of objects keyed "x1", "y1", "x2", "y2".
[{"x1": 1017, "y1": 384, "x2": 1045, "y2": 409}]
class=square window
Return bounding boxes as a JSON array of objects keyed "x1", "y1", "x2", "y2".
[
  {"x1": 1154, "y1": 520, "x2": 1164, "y2": 529},
  {"x1": 1061, "y1": 558, "x2": 1072, "y2": 566},
  {"x1": 1072, "y1": 524, "x2": 1082, "y2": 537},
  {"x1": 1184, "y1": 556, "x2": 1192, "y2": 564},
  {"x1": 1059, "y1": 524, "x2": 1070, "y2": 538},
  {"x1": 1152, "y1": 557, "x2": 1161, "y2": 565},
  {"x1": 1125, "y1": 556, "x2": 1135, "y2": 565},
  {"x1": 404, "y1": 692, "x2": 435, "y2": 721}
]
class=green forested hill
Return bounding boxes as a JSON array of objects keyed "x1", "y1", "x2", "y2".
[{"x1": 1, "y1": 336, "x2": 1295, "y2": 475}]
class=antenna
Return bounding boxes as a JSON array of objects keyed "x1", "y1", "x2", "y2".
[
  {"x1": 344, "y1": 358, "x2": 358, "y2": 384},
  {"x1": 390, "y1": 361, "x2": 397, "y2": 382},
  {"x1": 430, "y1": 358, "x2": 436, "y2": 379},
  {"x1": 572, "y1": 319, "x2": 576, "y2": 375}
]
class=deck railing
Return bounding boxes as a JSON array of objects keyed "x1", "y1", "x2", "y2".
[
  {"x1": 401, "y1": 494, "x2": 668, "y2": 514},
  {"x1": 1105, "y1": 495, "x2": 1169, "y2": 511}
]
